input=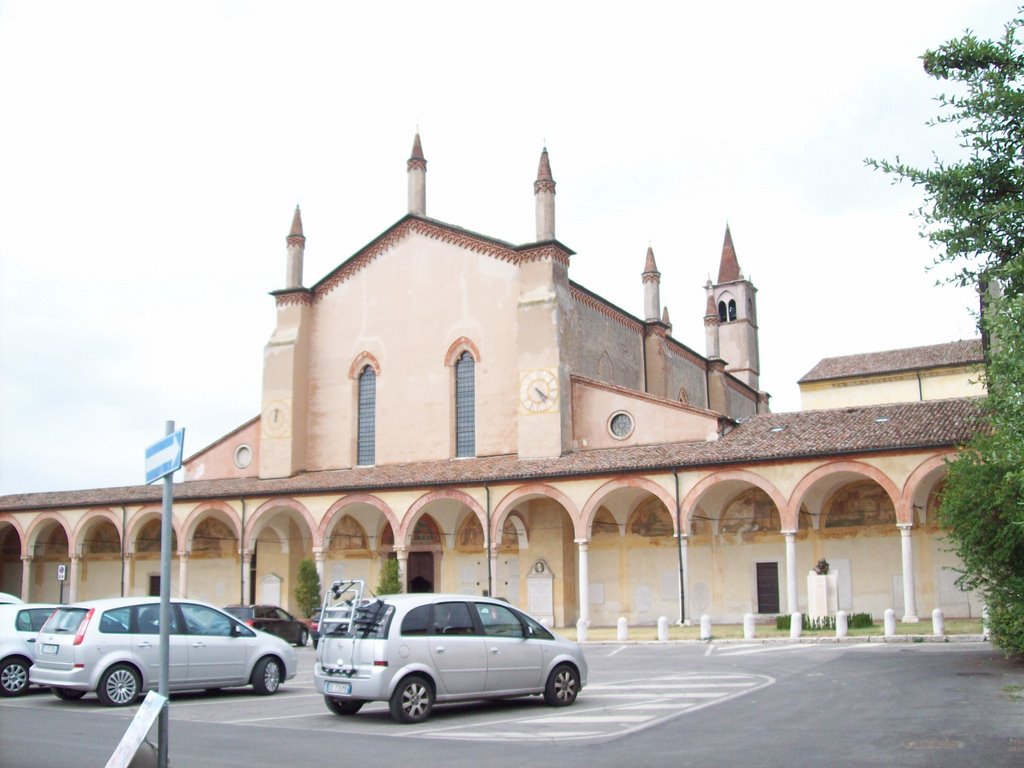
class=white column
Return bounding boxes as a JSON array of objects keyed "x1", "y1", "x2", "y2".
[
  {"x1": 395, "y1": 547, "x2": 408, "y2": 590},
  {"x1": 489, "y1": 545, "x2": 499, "y2": 598},
  {"x1": 314, "y1": 548, "x2": 326, "y2": 584},
  {"x1": 575, "y1": 539, "x2": 589, "y2": 625},
  {"x1": 68, "y1": 554, "x2": 80, "y2": 603},
  {"x1": 241, "y1": 550, "x2": 252, "y2": 605},
  {"x1": 122, "y1": 553, "x2": 133, "y2": 597},
  {"x1": 784, "y1": 531, "x2": 798, "y2": 614},
  {"x1": 899, "y1": 524, "x2": 919, "y2": 622},
  {"x1": 20, "y1": 556, "x2": 32, "y2": 601},
  {"x1": 178, "y1": 552, "x2": 190, "y2": 598}
]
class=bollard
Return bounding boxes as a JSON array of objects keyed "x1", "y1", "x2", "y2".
[
  {"x1": 617, "y1": 616, "x2": 628, "y2": 641},
  {"x1": 931, "y1": 608, "x2": 944, "y2": 637},
  {"x1": 576, "y1": 617, "x2": 588, "y2": 643},
  {"x1": 790, "y1": 612, "x2": 802, "y2": 639},
  {"x1": 743, "y1": 613, "x2": 756, "y2": 640},
  {"x1": 657, "y1": 616, "x2": 669, "y2": 641},
  {"x1": 884, "y1": 608, "x2": 896, "y2": 637},
  {"x1": 700, "y1": 614, "x2": 712, "y2": 640},
  {"x1": 836, "y1": 610, "x2": 848, "y2": 639}
]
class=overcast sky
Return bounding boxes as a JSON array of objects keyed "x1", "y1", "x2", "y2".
[{"x1": 0, "y1": 1, "x2": 1013, "y2": 495}]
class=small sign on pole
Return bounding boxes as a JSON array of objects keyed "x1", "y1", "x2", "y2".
[
  {"x1": 57, "y1": 564, "x2": 67, "y2": 582},
  {"x1": 144, "y1": 429, "x2": 185, "y2": 485}
]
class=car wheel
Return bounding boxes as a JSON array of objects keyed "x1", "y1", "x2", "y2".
[
  {"x1": 97, "y1": 664, "x2": 141, "y2": 707},
  {"x1": 389, "y1": 674, "x2": 434, "y2": 724},
  {"x1": 0, "y1": 657, "x2": 30, "y2": 696},
  {"x1": 51, "y1": 687, "x2": 87, "y2": 700},
  {"x1": 296, "y1": 628, "x2": 309, "y2": 647},
  {"x1": 543, "y1": 663, "x2": 580, "y2": 707},
  {"x1": 251, "y1": 657, "x2": 282, "y2": 695},
  {"x1": 324, "y1": 695, "x2": 364, "y2": 715}
]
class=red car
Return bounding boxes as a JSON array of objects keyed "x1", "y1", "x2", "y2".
[{"x1": 223, "y1": 605, "x2": 309, "y2": 647}]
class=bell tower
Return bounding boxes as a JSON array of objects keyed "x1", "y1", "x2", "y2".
[{"x1": 710, "y1": 225, "x2": 760, "y2": 390}]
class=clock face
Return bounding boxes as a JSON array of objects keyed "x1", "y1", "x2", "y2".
[
  {"x1": 262, "y1": 400, "x2": 291, "y2": 438},
  {"x1": 519, "y1": 369, "x2": 559, "y2": 414}
]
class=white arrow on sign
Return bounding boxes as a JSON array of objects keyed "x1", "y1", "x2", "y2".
[{"x1": 144, "y1": 429, "x2": 185, "y2": 485}]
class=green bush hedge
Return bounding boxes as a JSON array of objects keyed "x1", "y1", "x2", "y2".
[{"x1": 775, "y1": 613, "x2": 874, "y2": 631}]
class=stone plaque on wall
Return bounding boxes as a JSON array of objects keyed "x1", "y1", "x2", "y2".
[{"x1": 527, "y1": 559, "x2": 554, "y2": 626}]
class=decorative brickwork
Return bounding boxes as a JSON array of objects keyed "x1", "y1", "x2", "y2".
[{"x1": 569, "y1": 283, "x2": 644, "y2": 333}]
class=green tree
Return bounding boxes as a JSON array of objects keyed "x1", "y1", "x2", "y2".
[
  {"x1": 868, "y1": 12, "x2": 1024, "y2": 654},
  {"x1": 376, "y1": 556, "x2": 402, "y2": 595},
  {"x1": 294, "y1": 558, "x2": 322, "y2": 618}
]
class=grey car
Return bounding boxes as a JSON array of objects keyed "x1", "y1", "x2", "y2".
[
  {"x1": 0, "y1": 603, "x2": 58, "y2": 696},
  {"x1": 314, "y1": 594, "x2": 587, "y2": 723},
  {"x1": 30, "y1": 596, "x2": 297, "y2": 706}
]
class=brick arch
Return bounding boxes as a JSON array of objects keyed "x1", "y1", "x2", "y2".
[
  {"x1": 125, "y1": 505, "x2": 175, "y2": 555},
  {"x1": 348, "y1": 351, "x2": 382, "y2": 379},
  {"x1": 902, "y1": 453, "x2": 953, "y2": 525},
  {"x1": 71, "y1": 508, "x2": 123, "y2": 556},
  {"x1": 790, "y1": 460, "x2": 904, "y2": 527},
  {"x1": 683, "y1": 469, "x2": 789, "y2": 533},
  {"x1": 182, "y1": 501, "x2": 242, "y2": 552},
  {"x1": 25, "y1": 513, "x2": 73, "y2": 558},
  {"x1": 244, "y1": 497, "x2": 317, "y2": 550},
  {"x1": 581, "y1": 477, "x2": 676, "y2": 538},
  {"x1": 319, "y1": 494, "x2": 399, "y2": 550},
  {"x1": 0, "y1": 514, "x2": 26, "y2": 555},
  {"x1": 444, "y1": 336, "x2": 482, "y2": 366},
  {"x1": 400, "y1": 488, "x2": 485, "y2": 546},
  {"x1": 493, "y1": 483, "x2": 581, "y2": 542}
]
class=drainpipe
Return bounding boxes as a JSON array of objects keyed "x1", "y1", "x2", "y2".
[
  {"x1": 673, "y1": 469, "x2": 686, "y2": 625},
  {"x1": 240, "y1": 499, "x2": 246, "y2": 604},
  {"x1": 120, "y1": 505, "x2": 127, "y2": 597},
  {"x1": 485, "y1": 486, "x2": 492, "y2": 597}
]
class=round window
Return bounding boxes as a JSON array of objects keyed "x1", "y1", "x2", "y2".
[
  {"x1": 233, "y1": 444, "x2": 252, "y2": 469},
  {"x1": 609, "y1": 412, "x2": 634, "y2": 439}
]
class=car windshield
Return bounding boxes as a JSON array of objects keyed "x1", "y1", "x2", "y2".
[{"x1": 40, "y1": 607, "x2": 88, "y2": 634}]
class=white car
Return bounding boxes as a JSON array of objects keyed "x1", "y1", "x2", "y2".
[
  {"x1": 30, "y1": 596, "x2": 298, "y2": 706},
  {"x1": 0, "y1": 592, "x2": 24, "y2": 605},
  {"x1": 315, "y1": 594, "x2": 588, "y2": 723},
  {"x1": 0, "y1": 603, "x2": 58, "y2": 696}
]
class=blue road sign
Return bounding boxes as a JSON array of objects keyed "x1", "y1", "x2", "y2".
[{"x1": 145, "y1": 429, "x2": 185, "y2": 484}]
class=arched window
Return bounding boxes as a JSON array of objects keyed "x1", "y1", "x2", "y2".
[
  {"x1": 455, "y1": 351, "x2": 475, "y2": 457},
  {"x1": 727, "y1": 299, "x2": 737, "y2": 321},
  {"x1": 357, "y1": 365, "x2": 376, "y2": 465},
  {"x1": 717, "y1": 301, "x2": 727, "y2": 322}
]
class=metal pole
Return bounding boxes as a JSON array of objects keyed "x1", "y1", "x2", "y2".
[
  {"x1": 158, "y1": 420, "x2": 174, "y2": 768},
  {"x1": 674, "y1": 470, "x2": 686, "y2": 625}
]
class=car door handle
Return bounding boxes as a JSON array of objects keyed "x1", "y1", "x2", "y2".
[
  {"x1": 435, "y1": 646, "x2": 446, "y2": 654},
  {"x1": 137, "y1": 641, "x2": 153, "y2": 648},
  {"x1": 489, "y1": 647, "x2": 500, "y2": 655},
  {"x1": 192, "y1": 641, "x2": 205, "y2": 648}
]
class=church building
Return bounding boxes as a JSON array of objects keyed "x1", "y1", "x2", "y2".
[{"x1": 0, "y1": 135, "x2": 984, "y2": 629}]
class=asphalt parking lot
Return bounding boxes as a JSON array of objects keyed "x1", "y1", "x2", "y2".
[{"x1": 1, "y1": 639, "x2": 1022, "y2": 768}]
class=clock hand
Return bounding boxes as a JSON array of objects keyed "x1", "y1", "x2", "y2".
[{"x1": 534, "y1": 387, "x2": 547, "y2": 401}]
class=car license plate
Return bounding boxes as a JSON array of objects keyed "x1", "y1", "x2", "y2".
[
  {"x1": 39, "y1": 643, "x2": 58, "y2": 655},
  {"x1": 325, "y1": 681, "x2": 352, "y2": 695}
]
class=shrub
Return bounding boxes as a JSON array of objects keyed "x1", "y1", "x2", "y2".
[
  {"x1": 377, "y1": 556, "x2": 402, "y2": 595},
  {"x1": 294, "y1": 558, "x2": 322, "y2": 618}
]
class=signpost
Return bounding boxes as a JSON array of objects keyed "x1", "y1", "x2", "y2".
[
  {"x1": 144, "y1": 422, "x2": 183, "y2": 768},
  {"x1": 57, "y1": 563, "x2": 67, "y2": 604}
]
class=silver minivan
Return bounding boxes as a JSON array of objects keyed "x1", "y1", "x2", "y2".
[
  {"x1": 31, "y1": 596, "x2": 298, "y2": 706},
  {"x1": 314, "y1": 594, "x2": 587, "y2": 723}
]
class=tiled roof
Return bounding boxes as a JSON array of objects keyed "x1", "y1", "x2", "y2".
[
  {"x1": 799, "y1": 339, "x2": 983, "y2": 383},
  {"x1": 0, "y1": 399, "x2": 985, "y2": 512}
]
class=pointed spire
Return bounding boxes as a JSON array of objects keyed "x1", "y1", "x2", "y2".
[
  {"x1": 717, "y1": 225, "x2": 741, "y2": 283},
  {"x1": 662, "y1": 307, "x2": 671, "y2": 325},
  {"x1": 643, "y1": 245, "x2": 659, "y2": 277},
  {"x1": 407, "y1": 132, "x2": 427, "y2": 171},
  {"x1": 285, "y1": 205, "x2": 305, "y2": 289},
  {"x1": 534, "y1": 146, "x2": 556, "y2": 240},
  {"x1": 288, "y1": 205, "x2": 304, "y2": 240},
  {"x1": 704, "y1": 292, "x2": 719, "y2": 322},
  {"x1": 407, "y1": 132, "x2": 427, "y2": 216}
]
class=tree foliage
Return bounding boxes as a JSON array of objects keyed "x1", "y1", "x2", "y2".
[
  {"x1": 294, "y1": 557, "x2": 322, "y2": 618},
  {"x1": 869, "y1": 11, "x2": 1024, "y2": 655},
  {"x1": 376, "y1": 556, "x2": 402, "y2": 595}
]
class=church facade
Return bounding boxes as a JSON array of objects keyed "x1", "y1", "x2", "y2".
[{"x1": 0, "y1": 136, "x2": 984, "y2": 628}]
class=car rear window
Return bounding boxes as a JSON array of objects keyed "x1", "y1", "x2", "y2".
[
  {"x1": 16, "y1": 608, "x2": 56, "y2": 632},
  {"x1": 41, "y1": 607, "x2": 88, "y2": 634},
  {"x1": 223, "y1": 606, "x2": 252, "y2": 620},
  {"x1": 349, "y1": 600, "x2": 394, "y2": 639}
]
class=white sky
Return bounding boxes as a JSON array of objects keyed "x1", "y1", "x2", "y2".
[{"x1": 0, "y1": 1, "x2": 1013, "y2": 495}]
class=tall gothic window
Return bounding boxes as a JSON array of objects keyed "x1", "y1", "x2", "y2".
[
  {"x1": 357, "y1": 365, "x2": 376, "y2": 465},
  {"x1": 455, "y1": 351, "x2": 475, "y2": 458}
]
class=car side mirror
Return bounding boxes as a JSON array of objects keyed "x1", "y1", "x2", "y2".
[{"x1": 231, "y1": 623, "x2": 243, "y2": 637}]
